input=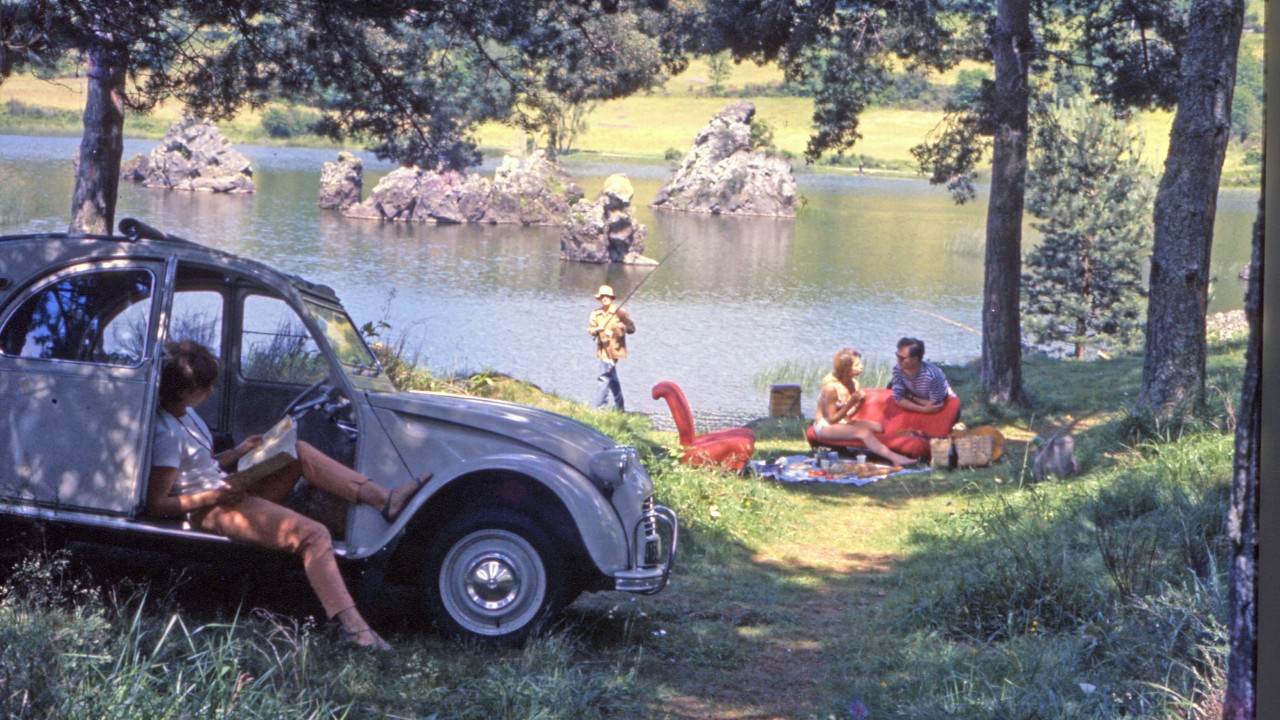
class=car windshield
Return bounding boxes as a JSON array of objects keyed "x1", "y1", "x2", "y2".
[{"x1": 306, "y1": 302, "x2": 383, "y2": 378}]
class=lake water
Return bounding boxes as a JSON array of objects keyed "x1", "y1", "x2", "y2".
[{"x1": 0, "y1": 135, "x2": 1257, "y2": 426}]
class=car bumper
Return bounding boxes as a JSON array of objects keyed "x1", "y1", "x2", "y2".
[{"x1": 614, "y1": 503, "x2": 678, "y2": 594}]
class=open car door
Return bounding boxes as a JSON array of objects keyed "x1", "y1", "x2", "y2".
[{"x1": 0, "y1": 259, "x2": 171, "y2": 514}]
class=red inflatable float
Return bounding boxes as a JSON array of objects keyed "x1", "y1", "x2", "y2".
[
  {"x1": 652, "y1": 380, "x2": 756, "y2": 471},
  {"x1": 805, "y1": 388, "x2": 961, "y2": 461}
]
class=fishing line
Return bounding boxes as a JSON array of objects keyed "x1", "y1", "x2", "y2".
[{"x1": 609, "y1": 231, "x2": 694, "y2": 312}]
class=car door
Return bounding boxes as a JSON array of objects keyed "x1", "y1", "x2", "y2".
[
  {"x1": 226, "y1": 290, "x2": 355, "y2": 467},
  {"x1": 0, "y1": 259, "x2": 170, "y2": 514}
]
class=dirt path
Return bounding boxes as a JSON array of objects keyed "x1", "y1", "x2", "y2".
[{"x1": 618, "y1": 485, "x2": 930, "y2": 720}]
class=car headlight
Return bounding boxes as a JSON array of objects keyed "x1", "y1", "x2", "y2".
[{"x1": 588, "y1": 446, "x2": 636, "y2": 494}]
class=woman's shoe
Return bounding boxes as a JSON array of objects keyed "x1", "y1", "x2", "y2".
[
  {"x1": 382, "y1": 473, "x2": 432, "y2": 523},
  {"x1": 344, "y1": 625, "x2": 392, "y2": 652}
]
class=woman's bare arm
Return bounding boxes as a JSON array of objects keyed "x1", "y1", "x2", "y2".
[{"x1": 145, "y1": 466, "x2": 241, "y2": 518}]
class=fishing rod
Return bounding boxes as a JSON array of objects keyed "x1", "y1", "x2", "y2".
[{"x1": 610, "y1": 232, "x2": 693, "y2": 313}]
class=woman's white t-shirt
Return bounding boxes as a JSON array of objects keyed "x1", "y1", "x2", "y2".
[{"x1": 153, "y1": 408, "x2": 228, "y2": 496}]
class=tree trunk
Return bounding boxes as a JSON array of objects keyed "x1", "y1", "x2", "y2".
[
  {"x1": 1136, "y1": 0, "x2": 1244, "y2": 417},
  {"x1": 980, "y1": 0, "x2": 1032, "y2": 404},
  {"x1": 1222, "y1": 186, "x2": 1261, "y2": 720},
  {"x1": 69, "y1": 43, "x2": 128, "y2": 235}
]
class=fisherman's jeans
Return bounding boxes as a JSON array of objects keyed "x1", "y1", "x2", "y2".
[{"x1": 595, "y1": 359, "x2": 625, "y2": 411}]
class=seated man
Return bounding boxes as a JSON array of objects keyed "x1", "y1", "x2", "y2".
[{"x1": 890, "y1": 337, "x2": 955, "y2": 414}]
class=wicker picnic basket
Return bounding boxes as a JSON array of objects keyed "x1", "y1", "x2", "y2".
[
  {"x1": 952, "y1": 434, "x2": 994, "y2": 468},
  {"x1": 929, "y1": 437, "x2": 954, "y2": 468}
]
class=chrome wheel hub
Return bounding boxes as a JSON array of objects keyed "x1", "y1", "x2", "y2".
[{"x1": 465, "y1": 553, "x2": 520, "y2": 610}]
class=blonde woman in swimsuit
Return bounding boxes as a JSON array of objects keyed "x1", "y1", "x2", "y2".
[{"x1": 812, "y1": 348, "x2": 916, "y2": 467}]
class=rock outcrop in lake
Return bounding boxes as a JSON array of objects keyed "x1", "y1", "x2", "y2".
[
  {"x1": 651, "y1": 101, "x2": 796, "y2": 217},
  {"x1": 319, "y1": 152, "x2": 363, "y2": 210},
  {"x1": 132, "y1": 116, "x2": 255, "y2": 193},
  {"x1": 120, "y1": 153, "x2": 149, "y2": 183},
  {"x1": 560, "y1": 174, "x2": 656, "y2": 265},
  {"x1": 342, "y1": 151, "x2": 583, "y2": 225}
]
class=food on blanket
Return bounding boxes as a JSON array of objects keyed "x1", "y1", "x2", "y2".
[
  {"x1": 773, "y1": 454, "x2": 916, "y2": 483},
  {"x1": 822, "y1": 460, "x2": 901, "y2": 479}
]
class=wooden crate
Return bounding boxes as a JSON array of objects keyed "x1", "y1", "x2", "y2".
[{"x1": 769, "y1": 384, "x2": 802, "y2": 417}]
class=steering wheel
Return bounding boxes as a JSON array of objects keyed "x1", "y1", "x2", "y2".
[{"x1": 284, "y1": 375, "x2": 336, "y2": 419}]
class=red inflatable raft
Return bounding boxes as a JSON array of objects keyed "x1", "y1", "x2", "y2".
[{"x1": 805, "y1": 388, "x2": 961, "y2": 461}]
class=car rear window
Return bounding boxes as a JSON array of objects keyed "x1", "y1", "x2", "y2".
[{"x1": 0, "y1": 268, "x2": 154, "y2": 367}]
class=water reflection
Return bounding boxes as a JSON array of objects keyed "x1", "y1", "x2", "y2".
[
  {"x1": 0, "y1": 135, "x2": 1256, "y2": 423},
  {"x1": 643, "y1": 212, "x2": 796, "y2": 302}
]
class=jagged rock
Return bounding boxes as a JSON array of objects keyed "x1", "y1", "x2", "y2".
[
  {"x1": 342, "y1": 166, "x2": 490, "y2": 223},
  {"x1": 342, "y1": 150, "x2": 583, "y2": 225},
  {"x1": 120, "y1": 153, "x2": 149, "y2": 183},
  {"x1": 651, "y1": 101, "x2": 796, "y2": 217},
  {"x1": 487, "y1": 152, "x2": 584, "y2": 224},
  {"x1": 141, "y1": 117, "x2": 255, "y2": 193},
  {"x1": 561, "y1": 174, "x2": 657, "y2": 265},
  {"x1": 318, "y1": 152, "x2": 363, "y2": 210}
]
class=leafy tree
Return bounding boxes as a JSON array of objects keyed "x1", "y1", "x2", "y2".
[
  {"x1": 1224, "y1": 179, "x2": 1261, "y2": 720},
  {"x1": 1022, "y1": 97, "x2": 1154, "y2": 359},
  {"x1": 699, "y1": 0, "x2": 954, "y2": 163},
  {"x1": 1229, "y1": 40, "x2": 1263, "y2": 143},
  {"x1": 951, "y1": 68, "x2": 990, "y2": 107},
  {"x1": 707, "y1": 51, "x2": 732, "y2": 94},
  {"x1": 509, "y1": 7, "x2": 675, "y2": 156},
  {"x1": 259, "y1": 104, "x2": 322, "y2": 140},
  {"x1": 701, "y1": 0, "x2": 1180, "y2": 404},
  {"x1": 1136, "y1": 0, "x2": 1246, "y2": 417},
  {"x1": 975, "y1": 0, "x2": 1034, "y2": 404},
  {"x1": 0, "y1": 0, "x2": 679, "y2": 234},
  {"x1": 749, "y1": 117, "x2": 776, "y2": 153},
  {"x1": 874, "y1": 70, "x2": 941, "y2": 110}
]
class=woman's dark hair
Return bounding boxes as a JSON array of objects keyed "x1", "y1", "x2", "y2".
[
  {"x1": 897, "y1": 337, "x2": 925, "y2": 360},
  {"x1": 160, "y1": 340, "x2": 219, "y2": 405}
]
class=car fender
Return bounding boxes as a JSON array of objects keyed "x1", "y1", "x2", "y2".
[{"x1": 347, "y1": 452, "x2": 631, "y2": 576}]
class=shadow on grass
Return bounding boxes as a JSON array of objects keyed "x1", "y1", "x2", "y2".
[{"x1": 561, "y1": 521, "x2": 902, "y2": 717}]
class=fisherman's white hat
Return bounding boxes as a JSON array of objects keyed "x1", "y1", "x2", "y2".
[{"x1": 595, "y1": 284, "x2": 615, "y2": 299}]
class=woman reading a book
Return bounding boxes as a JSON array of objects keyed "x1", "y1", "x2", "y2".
[{"x1": 147, "y1": 340, "x2": 427, "y2": 651}]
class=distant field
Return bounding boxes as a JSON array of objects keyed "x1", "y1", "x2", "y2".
[
  {"x1": 0, "y1": 60, "x2": 1248, "y2": 183},
  {"x1": 0, "y1": 74, "x2": 274, "y2": 144}
]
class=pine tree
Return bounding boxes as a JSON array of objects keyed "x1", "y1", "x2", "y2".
[{"x1": 1022, "y1": 97, "x2": 1154, "y2": 359}]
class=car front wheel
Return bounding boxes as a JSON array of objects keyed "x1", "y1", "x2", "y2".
[{"x1": 423, "y1": 510, "x2": 568, "y2": 644}]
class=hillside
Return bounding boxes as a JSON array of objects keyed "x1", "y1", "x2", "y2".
[{"x1": 1, "y1": 50, "x2": 1263, "y2": 186}]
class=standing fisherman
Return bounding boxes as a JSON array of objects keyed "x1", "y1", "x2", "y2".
[{"x1": 588, "y1": 284, "x2": 636, "y2": 411}]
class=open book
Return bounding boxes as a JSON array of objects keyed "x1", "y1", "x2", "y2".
[{"x1": 225, "y1": 415, "x2": 297, "y2": 490}]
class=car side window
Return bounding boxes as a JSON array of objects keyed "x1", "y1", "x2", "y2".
[
  {"x1": 240, "y1": 294, "x2": 327, "y2": 384},
  {"x1": 170, "y1": 290, "x2": 224, "y2": 358},
  {"x1": 0, "y1": 268, "x2": 154, "y2": 366}
]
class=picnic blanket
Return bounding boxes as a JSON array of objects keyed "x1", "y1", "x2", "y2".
[{"x1": 751, "y1": 455, "x2": 933, "y2": 486}]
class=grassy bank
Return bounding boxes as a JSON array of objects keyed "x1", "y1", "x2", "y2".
[
  {"x1": 1, "y1": 58, "x2": 1262, "y2": 187},
  {"x1": 0, "y1": 331, "x2": 1247, "y2": 718}
]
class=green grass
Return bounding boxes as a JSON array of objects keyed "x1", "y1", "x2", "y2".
[
  {"x1": 0, "y1": 330, "x2": 1245, "y2": 718},
  {"x1": 751, "y1": 356, "x2": 894, "y2": 406}
]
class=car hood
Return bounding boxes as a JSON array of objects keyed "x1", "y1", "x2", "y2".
[{"x1": 365, "y1": 390, "x2": 620, "y2": 470}]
